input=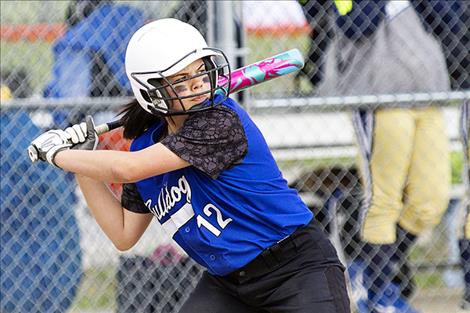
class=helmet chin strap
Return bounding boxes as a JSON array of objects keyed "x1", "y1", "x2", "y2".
[
  {"x1": 190, "y1": 98, "x2": 210, "y2": 111},
  {"x1": 165, "y1": 100, "x2": 189, "y2": 133}
]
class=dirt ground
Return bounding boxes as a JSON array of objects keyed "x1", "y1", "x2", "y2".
[
  {"x1": 347, "y1": 289, "x2": 466, "y2": 313},
  {"x1": 412, "y1": 289, "x2": 465, "y2": 313}
]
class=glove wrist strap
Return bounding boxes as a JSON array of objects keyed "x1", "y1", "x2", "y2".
[{"x1": 46, "y1": 145, "x2": 70, "y2": 168}]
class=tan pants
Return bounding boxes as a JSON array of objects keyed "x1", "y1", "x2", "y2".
[{"x1": 355, "y1": 108, "x2": 451, "y2": 244}]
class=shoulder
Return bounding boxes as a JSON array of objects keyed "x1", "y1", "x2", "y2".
[
  {"x1": 182, "y1": 102, "x2": 243, "y2": 135},
  {"x1": 160, "y1": 101, "x2": 248, "y2": 179},
  {"x1": 190, "y1": 102, "x2": 239, "y2": 121}
]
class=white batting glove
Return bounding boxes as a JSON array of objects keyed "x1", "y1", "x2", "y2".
[
  {"x1": 66, "y1": 115, "x2": 99, "y2": 151},
  {"x1": 29, "y1": 129, "x2": 72, "y2": 166},
  {"x1": 65, "y1": 122, "x2": 87, "y2": 145},
  {"x1": 28, "y1": 116, "x2": 99, "y2": 165}
]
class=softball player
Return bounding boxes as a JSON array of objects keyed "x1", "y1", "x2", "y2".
[{"x1": 30, "y1": 18, "x2": 350, "y2": 313}]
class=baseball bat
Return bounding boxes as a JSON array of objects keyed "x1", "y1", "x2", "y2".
[
  {"x1": 28, "y1": 49, "x2": 304, "y2": 162},
  {"x1": 94, "y1": 48, "x2": 304, "y2": 134}
]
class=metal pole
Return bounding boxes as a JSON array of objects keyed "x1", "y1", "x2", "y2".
[
  {"x1": 3, "y1": 91, "x2": 469, "y2": 110},
  {"x1": 216, "y1": 1, "x2": 236, "y2": 67},
  {"x1": 206, "y1": 1, "x2": 215, "y2": 46}
]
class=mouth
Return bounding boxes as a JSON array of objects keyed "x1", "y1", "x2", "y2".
[{"x1": 191, "y1": 95, "x2": 209, "y2": 103}]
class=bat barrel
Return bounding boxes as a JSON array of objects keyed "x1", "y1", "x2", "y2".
[{"x1": 218, "y1": 48, "x2": 304, "y2": 94}]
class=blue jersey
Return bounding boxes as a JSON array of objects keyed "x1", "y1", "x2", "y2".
[{"x1": 129, "y1": 98, "x2": 312, "y2": 275}]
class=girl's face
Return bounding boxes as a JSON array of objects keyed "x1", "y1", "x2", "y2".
[{"x1": 166, "y1": 59, "x2": 211, "y2": 112}]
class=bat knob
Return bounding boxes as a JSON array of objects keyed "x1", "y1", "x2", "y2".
[{"x1": 28, "y1": 145, "x2": 39, "y2": 162}]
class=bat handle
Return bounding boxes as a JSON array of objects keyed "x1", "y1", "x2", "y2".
[
  {"x1": 28, "y1": 144, "x2": 40, "y2": 162},
  {"x1": 94, "y1": 119, "x2": 124, "y2": 135}
]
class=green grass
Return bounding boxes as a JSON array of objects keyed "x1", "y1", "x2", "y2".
[
  {"x1": 414, "y1": 272, "x2": 444, "y2": 290},
  {"x1": 245, "y1": 34, "x2": 313, "y2": 96},
  {"x1": 0, "y1": 1, "x2": 71, "y2": 24},
  {"x1": 73, "y1": 266, "x2": 117, "y2": 310},
  {"x1": 0, "y1": 1, "x2": 67, "y2": 93},
  {"x1": 278, "y1": 155, "x2": 356, "y2": 170},
  {"x1": 451, "y1": 150, "x2": 464, "y2": 184},
  {"x1": 1, "y1": 41, "x2": 53, "y2": 94}
]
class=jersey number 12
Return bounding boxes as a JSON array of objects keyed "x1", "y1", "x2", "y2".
[{"x1": 196, "y1": 204, "x2": 232, "y2": 237}]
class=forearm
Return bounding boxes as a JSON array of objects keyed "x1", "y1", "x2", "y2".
[
  {"x1": 76, "y1": 174, "x2": 127, "y2": 246},
  {"x1": 55, "y1": 149, "x2": 135, "y2": 183},
  {"x1": 76, "y1": 174, "x2": 144, "y2": 250},
  {"x1": 54, "y1": 143, "x2": 189, "y2": 183}
]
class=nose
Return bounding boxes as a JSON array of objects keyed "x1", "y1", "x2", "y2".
[{"x1": 191, "y1": 75, "x2": 205, "y2": 92}]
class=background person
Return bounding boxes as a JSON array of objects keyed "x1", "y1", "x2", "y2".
[
  {"x1": 1, "y1": 90, "x2": 82, "y2": 312},
  {"x1": 299, "y1": 1, "x2": 452, "y2": 312}
]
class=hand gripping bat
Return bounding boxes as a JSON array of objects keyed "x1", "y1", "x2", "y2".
[{"x1": 28, "y1": 49, "x2": 304, "y2": 162}]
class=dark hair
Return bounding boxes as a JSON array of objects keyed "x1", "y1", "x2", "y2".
[{"x1": 119, "y1": 99, "x2": 163, "y2": 139}]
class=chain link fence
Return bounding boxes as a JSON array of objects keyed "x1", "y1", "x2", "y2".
[{"x1": 1, "y1": 1, "x2": 469, "y2": 312}]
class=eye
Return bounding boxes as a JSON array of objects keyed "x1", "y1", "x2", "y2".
[
  {"x1": 173, "y1": 76, "x2": 187, "y2": 84},
  {"x1": 174, "y1": 85, "x2": 188, "y2": 93}
]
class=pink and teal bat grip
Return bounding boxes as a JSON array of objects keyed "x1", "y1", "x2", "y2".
[{"x1": 94, "y1": 49, "x2": 305, "y2": 135}]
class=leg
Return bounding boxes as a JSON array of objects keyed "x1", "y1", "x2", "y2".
[
  {"x1": 237, "y1": 221, "x2": 351, "y2": 313},
  {"x1": 355, "y1": 109, "x2": 420, "y2": 312},
  {"x1": 360, "y1": 109, "x2": 415, "y2": 244},
  {"x1": 362, "y1": 243, "x2": 419, "y2": 313},
  {"x1": 268, "y1": 227, "x2": 350, "y2": 313},
  {"x1": 178, "y1": 271, "x2": 258, "y2": 313},
  {"x1": 460, "y1": 238, "x2": 470, "y2": 310},
  {"x1": 266, "y1": 265, "x2": 351, "y2": 313},
  {"x1": 352, "y1": 225, "x2": 419, "y2": 304},
  {"x1": 399, "y1": 108, "x2": 450, "y2": 235},
  {"x1": 391, "y1": 225, "x2": 417, "y2": 299},
  {"x1": 388, "y1": 108, "x2": 449, "y2": 302}
]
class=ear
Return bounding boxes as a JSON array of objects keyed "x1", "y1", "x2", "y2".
[{"x1": 146, "y1": 79, "x2": 170, "y2": 113}]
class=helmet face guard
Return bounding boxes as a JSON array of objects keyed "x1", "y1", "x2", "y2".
[{"x1": 130, "y1": 48, "x2": 231, "y2": 116}]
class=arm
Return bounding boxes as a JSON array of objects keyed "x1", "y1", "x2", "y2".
[
  {"x1": 29, "y1": 116, "x2": 190, "y2": 183},
  {"x1": 76, "y1": 173, "x2": 153, "y2": 251},
  {"x1": 54, "y1": 142, "x2": 190, "y2": 183},
  {"x1": 29, "y1": 116, "x2": 163, "y2": 250}
]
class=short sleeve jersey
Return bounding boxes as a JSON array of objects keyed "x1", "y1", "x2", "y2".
[{"x1": 122, "y1": 97, "x2": 313, "y2": 275}]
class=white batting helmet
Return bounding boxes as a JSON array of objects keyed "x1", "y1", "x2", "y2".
[{"x1": 125, "y1": 18, "x2": 230, "y2": 116}]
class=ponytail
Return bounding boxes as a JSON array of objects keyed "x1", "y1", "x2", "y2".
[{"x1": 118, "y1": 99, "x2": 163, "y2": 139}]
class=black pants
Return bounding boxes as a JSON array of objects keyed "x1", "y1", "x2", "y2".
[{"x1": 179, "y1": 219, "x2": 350, "y2": 313}]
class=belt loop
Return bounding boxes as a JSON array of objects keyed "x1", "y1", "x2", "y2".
[
  {"x1": 291, "y1": 235, "x2": 300, "y2": 252},
  {"x1": 289, "y1": 226, "x2": 304, "y2": 252},
  {"x1": 261, "y1": 249, "x2": 277, "y2": 268}
]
